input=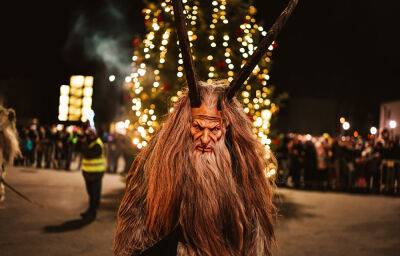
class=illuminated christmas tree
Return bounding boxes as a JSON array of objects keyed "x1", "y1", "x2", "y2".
[{"x1": 120, "y1": 0, "x2": 282, "y2": 150}]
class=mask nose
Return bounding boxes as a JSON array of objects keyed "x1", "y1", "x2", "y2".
[{"x1": 200, "y1": 129, "x2": 211, "y2": 146}]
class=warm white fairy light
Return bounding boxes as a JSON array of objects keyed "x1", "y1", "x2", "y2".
[
  {"x1": 124, "y1": 6, "x2": 165, "y2": 148},
  {"x1": 126, "y1": 1, "x2": 277, "y2": 151},
  {"x1": 228, "y1": 5, "x2": 277, "y2": 149}
]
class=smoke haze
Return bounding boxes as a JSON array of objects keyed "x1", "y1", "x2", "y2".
[{"x1": 64, "y1": 0, "x2": 137, "y2": 76}]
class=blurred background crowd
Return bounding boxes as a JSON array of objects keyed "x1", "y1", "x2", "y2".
[
  {"x1": 275, "y1": 129, "x2": 400, "y2": 195},
  {"x1": 14, "y1": 120, "x2": 400, "y2": 196},
  {"x1": 15, "y1": 122, "x2": 137, "y2": 174}
]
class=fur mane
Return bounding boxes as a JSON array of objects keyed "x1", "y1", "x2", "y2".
[
  {"x1": 114, "y1": 80, "x2": 276, "y2": 256},
  {"x1": 0, "y1": 106, "x2": 21, "y2": 167}
]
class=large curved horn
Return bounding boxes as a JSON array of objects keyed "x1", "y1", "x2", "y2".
[
  {"x1": 226, "y1": 0, "x2": 299, "y2": 100},
  {"x1": 172, "y1": 0, "x2": 201, "y2": 107}
]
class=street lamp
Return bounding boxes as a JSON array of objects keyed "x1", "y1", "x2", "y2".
[
  {"x1": 342, "y1": 121, "x2": 350, "y2": 131},
  {"x1": 389, "y1": 120, "x2": 397, "y2": 129},
  {"x1": 370, "y1": 126, "x2": 377, "y2": 135}
]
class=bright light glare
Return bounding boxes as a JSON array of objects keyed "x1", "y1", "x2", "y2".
[{"x1": 389, "y1": 120, "x2": 397, "y2": 129}]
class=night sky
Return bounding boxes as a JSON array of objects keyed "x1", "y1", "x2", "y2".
[{"x1": 0, "y1": 0, "x2": 399, "y2": 133}]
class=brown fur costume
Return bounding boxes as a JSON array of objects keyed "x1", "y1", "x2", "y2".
[
  {"x1": 114, "y1": 0, "x2": 299, "y2": 252},
  {"x1": 114, "y1": 81, "x2": 276, "y2": 256},
  {"x1": 0, "y1": 106, "x2": 20, "y2": 166},
  {"x1": 0, "y1": 105, "x2": 21, "y2": 202}
]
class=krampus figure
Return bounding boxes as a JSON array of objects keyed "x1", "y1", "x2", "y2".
[
  {"x1": 0, "y1": 105, "x2": 21, "y2": 202},
  {"x1": 114, "y1": 0, "x2": 298, "y2": 255}
]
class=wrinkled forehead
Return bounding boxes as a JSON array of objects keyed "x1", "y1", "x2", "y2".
[{"x1": 191, "y1": 103, "x2": 222, "y2": 123}]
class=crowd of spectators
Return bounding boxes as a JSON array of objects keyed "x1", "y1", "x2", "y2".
[
  {"x1": 15, "y1": 123, "x2": 137, "y2": 174},
  {"x1": 14, "y1": 122, "x2": 400, "y2": 196},
  {"x1": 275, "y1": 129, "x2": 400, "y2": 195}
]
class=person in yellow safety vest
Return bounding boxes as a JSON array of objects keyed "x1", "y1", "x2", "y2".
[{"x1": 80, "y1": 128, "x2": 106, "y2": 219}]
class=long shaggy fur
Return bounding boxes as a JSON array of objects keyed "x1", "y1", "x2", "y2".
[
  {"x1": 0, "y1": 106, "x2": 20, "y2": 167},
  {"x1": 179, "y1": 136, "x2": 247, "y2": 255},
  {"x1": 0, "y1": 106, "x2": 21, "y2": 202},
  {"x1": 114, "y1": 80, "x2": 276, "y2": 256}
]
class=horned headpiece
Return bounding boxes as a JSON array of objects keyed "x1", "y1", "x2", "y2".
[{"x1": 172, "y1": 0, "x2": 299, "y2": 107}]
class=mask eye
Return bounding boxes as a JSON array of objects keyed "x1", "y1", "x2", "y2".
[
  {"x1": 192, "y1": 123, "x2": 202, "y2": 131},
  {"x1": 211, "y1": 126, "x2": 221, "y2": 132}
]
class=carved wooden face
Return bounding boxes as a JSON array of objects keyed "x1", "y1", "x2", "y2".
[{"x1": 191, "y1": 104, "x2": 224, "y2": 153}]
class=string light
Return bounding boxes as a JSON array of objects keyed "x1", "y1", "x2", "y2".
[{"x1": 124, "y1": 0, "x2": 277, "y2": 152}]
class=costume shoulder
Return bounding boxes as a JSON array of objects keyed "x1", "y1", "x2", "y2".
[
  {"x1": 113, "y1": 157, "x2": 154, "y2": 255},
  {"x1": 139, "y1": 226, "x2": 182, "y2": 256}
]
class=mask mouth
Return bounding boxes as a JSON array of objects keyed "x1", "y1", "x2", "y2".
[{"x1": 196, "y1": 145, "x2": 213, "y2": 153}]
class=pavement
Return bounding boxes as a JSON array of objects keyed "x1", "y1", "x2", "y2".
[
  {"x1": 1, "y1": 167, "x2": 399, "y2": 256},
  {"x1": 273, "y1": 189, "x2": 400, "y2": 256}
]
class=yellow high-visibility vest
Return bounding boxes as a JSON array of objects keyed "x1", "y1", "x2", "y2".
[{"x1": 82, "y1": 138, "x2": 106, "y2": 172}]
